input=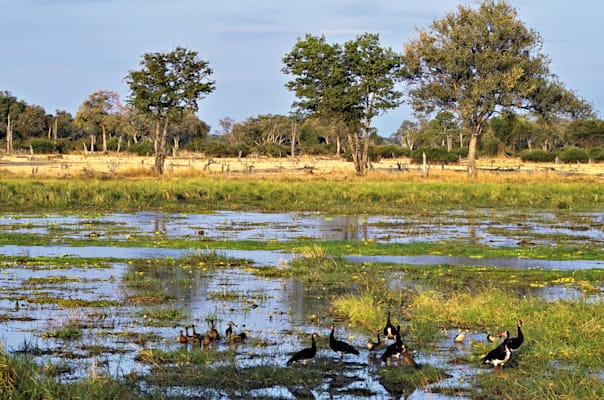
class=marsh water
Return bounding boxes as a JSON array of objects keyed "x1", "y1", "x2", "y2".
[{"x1": 0, "y1": 210, "x2": 603, "y2": 399}]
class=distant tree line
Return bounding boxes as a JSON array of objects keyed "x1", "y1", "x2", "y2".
[{"x1": 2, "y1": 1, "x2": 603, "y2": 174}]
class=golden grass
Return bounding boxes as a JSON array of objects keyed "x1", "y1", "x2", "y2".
[{"x1": 1, "y1": 152, "x2": 603, "y2": 183}]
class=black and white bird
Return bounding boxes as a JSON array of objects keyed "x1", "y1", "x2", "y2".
[
  {"x1": 481, "y1": 330, "x2": 512, "y2": 372},
  {"x1": 287, "y1": 333, "x2": 319, "y2": 365},
  {"x1": 507, "y1": 319, "x2": 524, "y2": 351},
  {"x1": 383, "y1": 311, "x2": 396, "y2": 340},
  {"x1": 380, "y1": 326, "x2": 404, "y2": 362},
  {"x1": 328, "y1": 324, "x2": 359, "y2": 360}
]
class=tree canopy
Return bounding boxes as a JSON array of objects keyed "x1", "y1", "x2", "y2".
[
  {"x1": 126, "y1": 46, "x2": 215, "y2": 173},
  {"x1": 283, "y1": 33, "x2": 405, "y2": 175},
  {"x1": 403, "y1": 0, "x2": 593, "y2": 176}
]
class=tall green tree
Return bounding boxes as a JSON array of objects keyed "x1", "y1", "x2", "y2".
[
  {"x1": 403, "y1": 0, "x2": 592, "y2": 176},
  {"x1": 75, "y1": 90, "x2": 123, "y2": 153},
  {"x1": 283, "y1": 33, "x2": 405, "y2": 175},
  {"x1": 126, "y1": 46, "x2": 215, "y2": 173}
]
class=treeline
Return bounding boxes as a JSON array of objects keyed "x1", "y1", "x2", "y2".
[{"x1": 1, "y1": 90, "x2": 604, "y2": 163}]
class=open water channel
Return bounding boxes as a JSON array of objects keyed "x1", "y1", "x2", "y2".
[{"x1": 0, "y1": 210, "x2": 602, "y2": 399}]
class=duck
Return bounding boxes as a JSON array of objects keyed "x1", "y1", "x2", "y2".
[
  {"x1": 209, "y1": 319, "x2": 220, "y2": 341},
  {"x1": 401, "y1": 343, "x2": 420, "y2": 369},
  {"x1": 366, "y1": 330, "x2": 383, "y2": 351},
  {"x1": 225, "y1": 321, "x2": 236, "y2": 341},
  {"x1": 507, "y1": 319, "x2": 524, "y2": 351},
  {"x1": 189, "y1": 325, "x2": 203, "y2": 344},
  {"x1": 178, "y1": 329, "x2": 188, "y2": 344},
  {"x1": 327, "y1": 324, "x2": 359, "y2": 360},
  {"x1": 481, "y1": 330, "x2": 511, "y2": 373},
  {"x1": 454, "y1": 329, "x2": 467, "y2": 344},
  {"x1": 380, "y1": 327, "x2": 404, "y2": 362},
  {"x1": 383, "y1": 311, "x2": 396, "y2": 340},
  {"x1": 486, "y1": 332, "x2": 499, "y2": 343},
  {"x1": 287, "y1": 333, "x2": 319, "y2": 365}
]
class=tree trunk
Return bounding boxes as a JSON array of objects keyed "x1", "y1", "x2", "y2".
[
  {"x1": 290, "y1": 120, "x2": 296, "y2": 157},
  {"x1": 101, "y1": 125, "x2": 107, "y2": 154},
  {"x1": 6, "y1": 114, "x2": 12, "y2": 154},
  {"x1": 155, "y1": 118, "x2": 169, "y2": 174},
  {"x1": 467, "y1": 133, "x2": 478, "y2": 177}
]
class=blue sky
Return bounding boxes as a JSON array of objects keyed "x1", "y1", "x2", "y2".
[{"x1": 1, "y1": 0, "x2": 602, "y2": 137}]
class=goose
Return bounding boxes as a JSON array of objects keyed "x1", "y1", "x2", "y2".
[
  {"x1": 287, "y1": 333, "x2": 319, "y2": 365},
  {"x1": 481, "y1": 330, "x2": 511, "y2": 372},
  {"x1": 507, "y1": 319, "x2": 524, "y2": 351},
  {"x1": 380, "y1": 327, "x2": 404, "y2": 362},
  {"x1": 328, "y1": 324, "x2": 359, "y2": 360},
  {"x1": 383, "y1": 311, "x2": 396, "y2": 340}
]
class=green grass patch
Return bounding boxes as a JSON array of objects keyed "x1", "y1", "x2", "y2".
[{"x1": 1, "y1": 177, "x2": 602, "y2": 213}]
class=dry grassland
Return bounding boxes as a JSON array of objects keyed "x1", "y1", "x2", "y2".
[{"x1": 1, "y1": 152, "x2": 603, "y2": 182}]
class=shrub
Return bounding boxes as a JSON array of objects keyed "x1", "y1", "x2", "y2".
[
  {"x1": 588, "y1": 147, "x2": 604, "y2": 162},
  {"x1": 519, "y1": 149, "x2": 557, "y2": 162},
  {"x1": 203, "y1": 142, "x2": 250, "y2": 157},
  {"x1": 410, "y1": 148, "x2": 459, "y2": 164},
  {"x1": 21, "y1": 138, "x2": 67, "y2": 154},
  {"x1": 126, "y1": 141, "x2": 155, "y2": 156},
  {"x1": 558, "y1": 147, "x2": 589, "y2": 163},
  {"x1": 371, "y1": 144, "x2": 409, "y2": 159}
]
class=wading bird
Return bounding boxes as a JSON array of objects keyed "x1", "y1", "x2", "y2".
[
  {"x1": 287, "y1": 333, "x2": 318, "y2": 365},
  {"x1": 328, "y1": 324, "x2": 359, "y2": 360}
]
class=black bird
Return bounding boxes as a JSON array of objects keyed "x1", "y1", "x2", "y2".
[
  {"x1": 380, "y1": 327, "x2": 404, "y2": 362},
  {"x1": 481, "y1": 330, "x2": 511, "y2": 373},
  {"x1": 366, "y1": 330, "x2": 383, "y2": 351},
  {"x1": 287, "y1": 333, "x2": 318, "y2": 365},
  {"x1": 383, "y1": 311, "x2": 396, "y2": 340},
  {"x1": 328, "y1": 324, "x2": 359, "y2": 360},
  {"x1": 507, "y1": 319, "x2": 524, "y2": 351}
]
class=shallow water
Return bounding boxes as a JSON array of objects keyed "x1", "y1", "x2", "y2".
[{"x1": 0, "y1": 210, "x2": 603, "y2": 399}]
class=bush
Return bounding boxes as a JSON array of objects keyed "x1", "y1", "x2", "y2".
[
  {"x1": 202, "y1": 142, "x2": 249, "y2": 157},
  {"x1": 21, "y1": 138, "x2": 67, "y2": 154},
  {"x1": 410, "y1": 148, "x2": 459, "y2": 164},
  {"x1": 588, "y1": 147, "x2": 604, "y2": 162},
  {"x1": 519, "y1": 149, "x2": 557, "y2": 162},
  {"x1": 371, "y1": 144, "x2": 410, "y2": 159},
  {"x1": 126, "y1": 141, "x2": 155, "y2": 156},
  {"x1": 254, "y1": 143, "x2": 289, "y2": 157},
  {"x1": 558, "y1": 147, "x2": 589, "y2": 163}
]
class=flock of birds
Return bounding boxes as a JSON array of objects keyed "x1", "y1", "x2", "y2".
[
  {"x1": 176, "y1": 314, "x2": 524, "y2": 373},
  {"x1": 178, "y1": 319, "x2": 247, "y2": 347},
  {"x1": 287, "y1": 313, "x2": 524, "y2": 372}
]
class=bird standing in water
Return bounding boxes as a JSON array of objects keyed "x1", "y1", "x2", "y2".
[
  {"x1": 380, "y1": 326, "x2": 403, "y2": 362},
  {"x1": 454, "y1": 330, "x2": 467, "y2": 344},
  {"x1": 383, "y1": 311, "x2": 396, "y2": 340},
  {"x1": 481, "y1": 330, "x2": 512, "y2": 373},
  {"x1": 287, "y1": 333, "x2": 319, "y2": 365},
  {"x1": 366, "y1": 330, "x2": 383, "y2": 351},
  {"x1": 327, "y1": 324, "x2": 359, "y2": 360}
]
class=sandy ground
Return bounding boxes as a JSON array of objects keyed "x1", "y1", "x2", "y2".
[{"x1": 1, "y1": 152, "x2": 603, "y2": 178}]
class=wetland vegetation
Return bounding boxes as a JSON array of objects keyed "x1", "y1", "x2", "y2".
[{"x1": 0, "y1": 173, "x2": 603, "y2": 399}]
